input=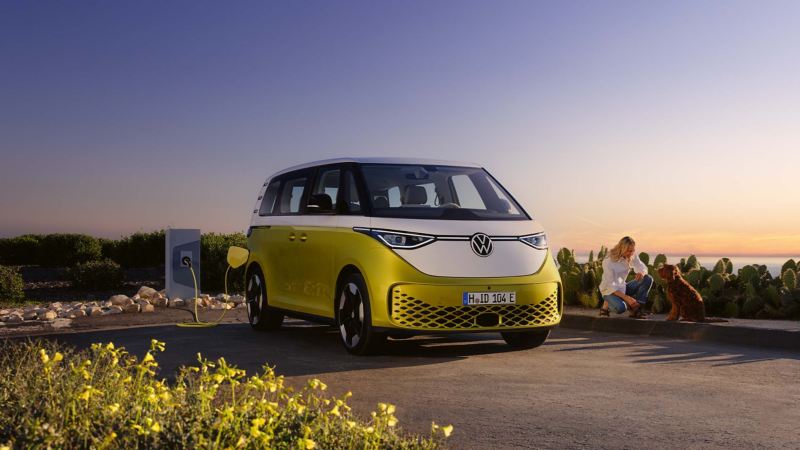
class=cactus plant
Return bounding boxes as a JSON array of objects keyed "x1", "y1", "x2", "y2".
[
  {"x1": 723, "y1": 302, "x2": 740, "y2": 318},
  {"x1": 588, "y1": 250, "x2": 594, "y2": 263},
  {"x1": 639, "y1": 252, "x2": 650, "y2": 265},
  {"x1": 780, "y1": 259, "x2": 797, "y2": 275},
  {"x1": 685, "y1": 269, "x2": 704, "y2": 289},
  {"x1": 577, "y1": 292, "x2": 600, "y2": 308},
  {"x1": 738, "y1": 265, "x2": 758, "y2": 286},
  {"x1": 708, "y1": 273, "x2": 725, "y2": 292},
  {"x1": 653, "y1": 254, "x2": 667, "y2": 268},
  {"x1": 782, "y1": 268, "x2": 797, "y2": 291},
  {"x1": 713, "y1": 257, "x2": 733, "y2": 274}
]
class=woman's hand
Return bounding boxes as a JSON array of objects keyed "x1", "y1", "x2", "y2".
[{"x1": 635, "y1": 272, "x2": 645, "y2": 281}]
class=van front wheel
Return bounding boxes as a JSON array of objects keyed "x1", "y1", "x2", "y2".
[
  {"x1": 336, "y1": 272, "x2": 385, "y2": 355},
  {"x1": 501, "y1": 329, "x2": 550, "y2": 349},
  {"x1": 246, "y1": 267, "x2": 284, "y2": 331}
]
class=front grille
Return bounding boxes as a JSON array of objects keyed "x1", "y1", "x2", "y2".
[{"x1": 390, "y1": 287, "x2": 560, "y2": 330}]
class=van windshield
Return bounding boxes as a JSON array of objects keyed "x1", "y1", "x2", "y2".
[{"x1": 360, "y1": 164, "x2": 528, "y2": 220}]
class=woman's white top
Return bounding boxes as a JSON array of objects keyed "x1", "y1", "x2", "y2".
[{"x1": 599, "y1": 255, "x2": 648, "y2": 296}]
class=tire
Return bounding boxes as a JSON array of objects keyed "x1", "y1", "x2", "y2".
[
  {"x1": 501, "y1": 329, "x2": 550, "y2": 349},
  {"x1": 335, "y1": 272, "x2": 385, "y2": 355},
  {"x1": 246, "y1": 266, "x2": 284, "y2": 331}
]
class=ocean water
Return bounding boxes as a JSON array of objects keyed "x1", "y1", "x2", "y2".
[{"x1": 574, "y1": 255, "x2": 798, "y2": 277}]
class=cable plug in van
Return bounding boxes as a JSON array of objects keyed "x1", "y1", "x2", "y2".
[{"x1": 245, "y1": 158, "x2": 562, "y2": 354}]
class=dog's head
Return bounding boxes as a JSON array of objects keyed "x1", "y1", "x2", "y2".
[{"x1": 657, "y1": 264, "x2": 681, "y2": 281}]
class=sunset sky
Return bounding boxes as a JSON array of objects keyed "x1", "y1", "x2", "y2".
[{"x1": 1, "y1": 1, "x2": 799, "y2": 256}]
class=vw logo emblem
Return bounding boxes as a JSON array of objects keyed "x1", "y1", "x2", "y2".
[{"x1": 470, "y1": 233, "x2": 493, "y2": 257}]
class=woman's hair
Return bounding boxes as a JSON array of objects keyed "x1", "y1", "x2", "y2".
[{"x1": 609, "y1": 236, "x2": 636, "y2": 262}]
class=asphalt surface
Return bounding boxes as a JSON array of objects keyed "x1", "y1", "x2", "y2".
[{"x1": 31, "y1": 320, "x2": 799, "y2": 449}]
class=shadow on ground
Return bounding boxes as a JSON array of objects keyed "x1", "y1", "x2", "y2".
[{"x1": 550, "y1": 330, "x2": 800, "y2": 366}]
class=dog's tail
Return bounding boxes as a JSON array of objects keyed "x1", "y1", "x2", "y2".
[{"x1": 702, "y1": 317, "x2": 728, "y2": 323}]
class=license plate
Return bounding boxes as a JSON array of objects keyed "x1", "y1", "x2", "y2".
[{"x1": 462, "y1": 291, "x2": 516, "y2": 305}]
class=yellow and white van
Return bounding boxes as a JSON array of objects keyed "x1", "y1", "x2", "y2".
[{"x1": 245, "y1": 158, "x2": 562, "y2": 354}]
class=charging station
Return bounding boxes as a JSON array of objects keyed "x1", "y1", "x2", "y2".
[{"x1": 166, "y1": 228, "x2": 201, "y2": 300}]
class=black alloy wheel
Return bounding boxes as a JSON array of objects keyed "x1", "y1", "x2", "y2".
[
  {"x1": 335, "y1": 272, "x2": 385, "y2": 355},
  {"x1": 246, "y1": 266, "x2": 284, "y2": 331}
]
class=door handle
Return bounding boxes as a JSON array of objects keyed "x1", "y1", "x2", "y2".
[
  {"x1": 288, "y1": 233, "x2": 296, "y2": 241},
  {"x1": 299, "y1": 233, "x2": 308, "y2": 242}
]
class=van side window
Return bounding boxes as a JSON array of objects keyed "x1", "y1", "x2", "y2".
[
  {"x1": 258, "y1": 180, "x2": 281, "y2": 216},
  {"x1": 342, "y1": 170, "x2": 362, "y2": 213},
  {"x1": 308, "y1": 169, "x2": 340, "y2": 213},
  {"x1": 278, "y1": 176, "x2": 308, "y2": 214}
]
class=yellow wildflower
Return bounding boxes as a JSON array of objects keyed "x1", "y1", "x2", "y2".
[
  {"x1": 39, "y1": 349, "x2": 50, "y2": 364},
  {"x1": 298, "y1": 438, "x2": 316, "y2": 449}
]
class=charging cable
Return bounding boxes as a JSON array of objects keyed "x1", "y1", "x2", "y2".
[{"x1": 176, "y1": 257, "x2": 235, "y2": 328}]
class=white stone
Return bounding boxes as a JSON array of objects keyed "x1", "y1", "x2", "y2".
[
  {"x1": 70, "y1": 310, "x2": 87, "y2": 318},
  {"x1": 123, "y1": 304, "x2": 140, "y2": 313},
  {"x1": 141, "y1": 304, "x2": 154, "y2": 313},
  {"x1": 50, "y1": 302, "x2": 63, "y2": 310},
  {"x1": 168, "y1": 298, "x2": 184, "y2": 308},
  {"x1": 136, "y1": 286, "x2": 158, "y2": 299},
  {"x1": 108, "y1": 295, "x2": 131, "y2": 306},
  {"x1": 23, "y1": 311, "x2": 38, "y2": 321},
  {"x1": 230, "y1": 295, "x2": 245, "y2": 305},
  {"x1": 236, "y1": 303, "x2": 247, "y2": 309},
  {"x1": 88, "y1": 307, "x2": 104, "y2": 316},
  {"x1": 41, "y1": 311, "x2": 57, "y2": 321},
  {"x1": 5, "y1": 314, "x2": 24, "y2": 323},
  {"x1": 104, "y1": 307, "x2": 123, "y2": 315},
  {"x1": 136, "y1": 299, "x2": 151, "y2": 306}
]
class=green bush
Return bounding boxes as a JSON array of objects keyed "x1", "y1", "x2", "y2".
[
  {"x1": 68, "y1": 259, "x2": 124, "y2": 291},
  {"x1": 0, "y1": 235, "x2": 43, "y2": 265},
  {"x1": 201, "y1": 232, "x2": 247, "y2": 293},
  {"x1": 0, "y1": 339, "x2": 449, "y2": 449},
  {"x1": 38, "y1": 234, "x2": 103, "y2": 267},
  {"x1": 0, "y1": 266, "x2": 25, "y2": 303},
  {"x1": 106, "y1": 231, "x2": 166, "y2": 268}
]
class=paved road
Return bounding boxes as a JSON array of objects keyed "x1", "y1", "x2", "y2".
[{"x1": 42, "y1": 321, "x2": 800, "y2": 449}]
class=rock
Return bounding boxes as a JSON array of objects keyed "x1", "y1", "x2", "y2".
[
  {"x1": 216, "y1": 294, "x2": 230, "y2": 302},
  {"x1": 50, "y1": 302, "x2": 63, "y2": 310},
  {"x1": 35, "y1": 308, "x2": 49, "y2": 315},
  {"x1": 152, "y1": 296, "x2": 168, "y2": 307},
  {"x1": 70, "y1": 310, "x2": 87, "y2": 318},
  {"x1": 136, "y1": 299, "x2": 151, "y2": 306},
  {"x1": 230, "y1": 295, "x2": 245, "y2": 305},
  {"x1": 41, "y1": 311, "x2": 57, "y2": 321},
  {"x1": 104, "y1": 306, "x2": 123, "y2": 315},
  {"x1": 237, "y1": 303, "x2": 247, "y2": 309},
  {"x1": 136, "y1": 286, "x2": 158, "y2": 299},
  {"x1": 0, "y1": 309, "x2": 10, "y2": 315},
  {"x1": 58, "y1": 311, "x2": 72, "y2": 318},
  {"x1": 4, "y1": 314, "x2": 24, "y2": 324},
  {"x1": 23, "y1": 311, "x2": 38, "y2": 321},
  {"x1": 132, "y1": 294, "x2": 141, "y2": 300},
  {"x1": 108, "y1": 295, "x2": 131, "y2": 306},
  {"x1": 141, "y1": 304, "x2": 154, "y2": 313},
  {"x1": 168, "y1": 298, "x2": 184, "y2": 308},
  {"x1": 123, "y1": 304, "x2": 140, "y2": 313},
  {"x1": 88, "y1": 307, "x2": 104, "y2": 316}
]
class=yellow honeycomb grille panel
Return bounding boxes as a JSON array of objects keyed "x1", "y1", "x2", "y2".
[{"x1": 390, "y1": 286, "x2": 560, "y2": 330}]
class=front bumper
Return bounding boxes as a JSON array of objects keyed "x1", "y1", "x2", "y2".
[{"x1": 387, "y1": 281, "x2": 561, "y2": 332}]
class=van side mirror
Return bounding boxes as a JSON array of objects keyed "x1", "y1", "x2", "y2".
[
  {"x1": 307, "y1": 193, "x2": 333, "y2": 212},
  {"x1": 227, "y1": 246, "x2": 249, "y2": 269}
]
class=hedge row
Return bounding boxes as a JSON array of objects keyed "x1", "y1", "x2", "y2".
[{"x1": 0, "y1": 231, "x2": 247, "y2": 293}]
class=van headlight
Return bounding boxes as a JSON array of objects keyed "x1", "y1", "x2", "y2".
[
  {"x1": 354, "y1": 228, "x2": 436, "y2": 249},
  {"x1": 519, "y1": 233, "x2": 548, "y2": 249}
]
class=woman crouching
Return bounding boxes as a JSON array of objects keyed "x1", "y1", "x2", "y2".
[{"x1": 598, "y1": 236, "x2": 653, "y2": 318}]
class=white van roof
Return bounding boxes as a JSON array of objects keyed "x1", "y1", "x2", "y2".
[{"x1": 266, "y1": 157, "x2": 482, "y2": 180}]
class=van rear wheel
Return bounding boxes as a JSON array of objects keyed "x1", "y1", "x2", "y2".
[
  {"x1": 246, "y1": 267, "x2": 284, "y2": 331},
  {"x1": 501, "y1": 329, "x2": 550, "y2": 349},
  {"x1": 336, "y1": 272, "x2": 385, "y2": 355}
]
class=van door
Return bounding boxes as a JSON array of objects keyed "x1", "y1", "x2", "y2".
[
  {"x1": 292, "y1": 165, "x2": 344, "y2": 318},
  {"x1": 266, "y1": 169, "x2": 313, "y2": 310}
]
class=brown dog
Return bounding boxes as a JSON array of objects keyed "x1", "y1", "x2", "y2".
[{"x1": 658, "y1": 264, "x2": 707, "y2": 322}]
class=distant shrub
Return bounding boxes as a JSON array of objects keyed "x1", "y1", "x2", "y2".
[
  {"x1": 39, "y1": 234, "x2": 102, "y2": 267},
  {"x1": 0, "y1": 235, "x2": 43, "y2": 265},
  {"x1": 0, "y1": 265, "x2": 25, "y2": 302},
  {"x1": 107, "y1": 231, "x2": 165, "y2": 268},
  {"x1": 201, "y1": 232, "x2": 247, "y2": 293},
  {"x1": 68, "y1": 259, "x2": 124, "y2": 290}
]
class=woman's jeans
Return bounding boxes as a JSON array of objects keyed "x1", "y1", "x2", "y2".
[{"x1": 603, "y1": 275, "x2": 653, "y2": 314}]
